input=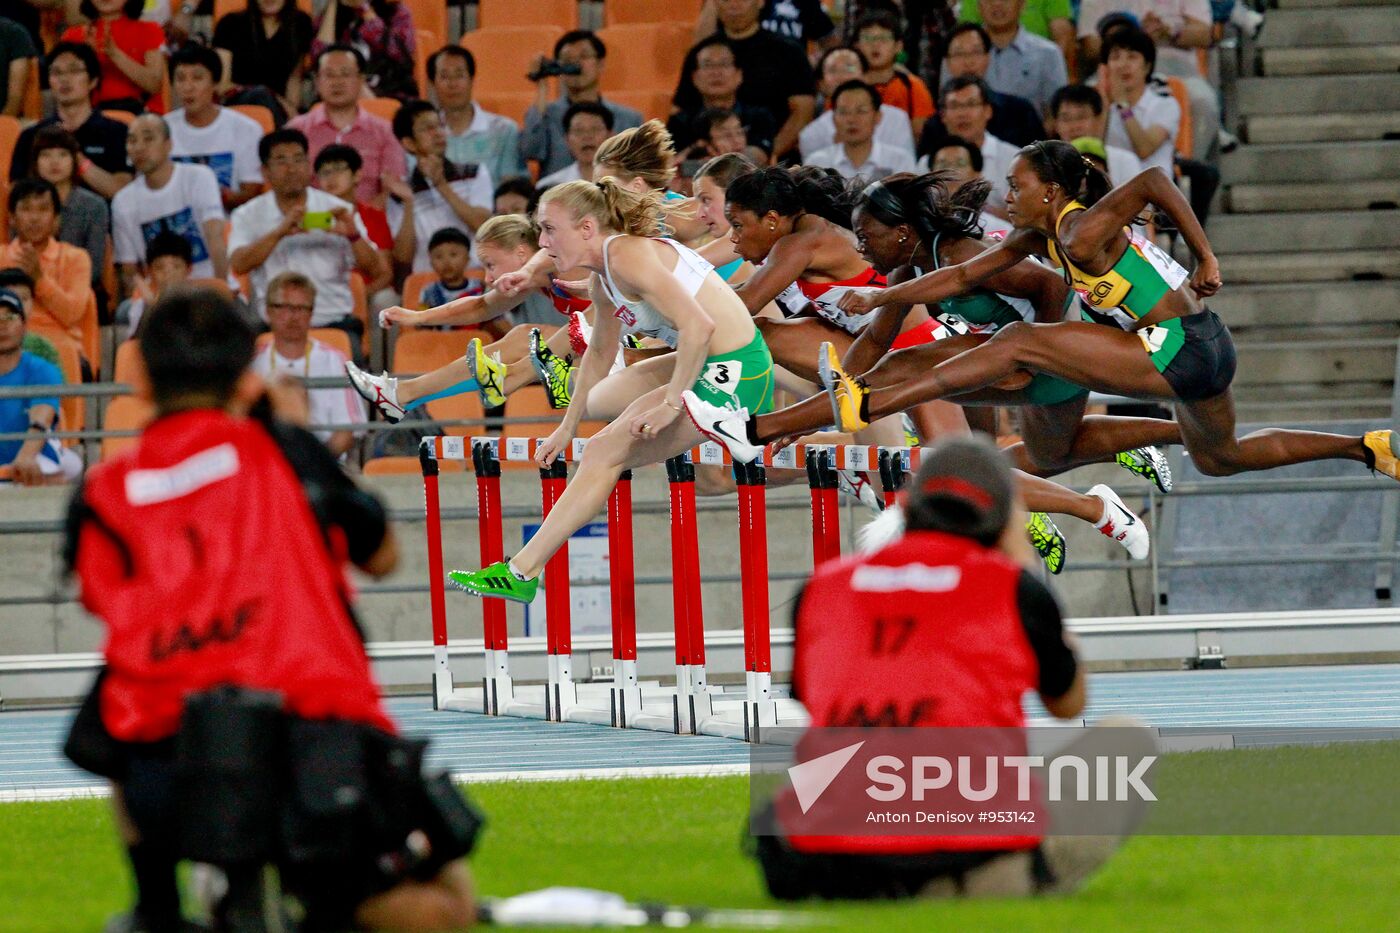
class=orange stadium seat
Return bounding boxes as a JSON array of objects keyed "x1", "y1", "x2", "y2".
[
  {"x1": 363, "y1": 455, "x2": 466, "y2": 475},
  {"x1": 425, "y1": 392, "x2": 486, "y2": 437},
  {"x1": 0, "y1": 115, "x2": 19, "y2": 232},
  {"x1": 350, "y1": 274, "x2": 370, "y2": 354},
  {"x1": 256, "y1": 328, "x2": 355, "y2": 359},
  {"x1": 604, "y1": 0, "x2": 703, "y2": 26},
  {"x1": 392, "y1": 327, "x2": 480, "y2": 374},
  {"x1": 477, "y1": 0, "x2": 578, "y2": 30},
  {"x1": 460, "y1": 25, "x2": 566, "y2": 96},
  {"x1": 596, "y1": 23, "x2": 691, "y2": 95},
  {"x1": 47, "y1": 335, "x2": 84, "y2": 437},
  {"x1": 113, "y1": 339, "x2": 144, "y2": 386},
  {"x1": 606, "y1": 90, "x2": 675, "y2": 123},
  {"x1": 230, "y1": 104, "x2": 275, "y2": 135},
  {"x1": 499, "y1": 385, "x2": 562, "y2": 439},
  {"x1": 359, "y1": 96, "x2": 403, "y2": 123},
  {"x1": 102, "y1": 395, "x2": 155, "y2": 460},
  {"x1": 102, "y1": 109, "x2": 137, "y2": 125},
  {"x1": 21, "y1": 59, "x2": 42, "y2": 120},
  {"x1": 402, "y1": 0, "x2": 448, "y2": 54},
  {"x1": 1163, "y1": 75, "x2": 1195, "y2": 161},
  {"x1": 414, "y1": 29, "x2": 438, "y2": 99},
  {"x1": 401, "y1": 271, "x2": 439, "y2": 311}
]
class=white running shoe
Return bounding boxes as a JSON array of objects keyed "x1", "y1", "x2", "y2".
[
  {"x1": 838, "y1": 469, "x2": 885, "y2": 514},
  {"x1": 345, "y1": 360, "x2": 407, "y2": 423},
  {"x1": 1089, "y1": 484, "x2": 1150, "y2": 560},
  {"x1": 681, "y1": 390, "x2": 761, "y2": 463},
  {"x1": 857, "y1": 505, "x2": 905, "y2": 553}
]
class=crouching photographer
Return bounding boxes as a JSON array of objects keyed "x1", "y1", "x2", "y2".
[{"x1": 62, "y1": 286, "x2": 479, "y2": 932}]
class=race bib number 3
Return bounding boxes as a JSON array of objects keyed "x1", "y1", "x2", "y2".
[{"x1": 701, "y1": 360, "x2": 741, "y2": 395}]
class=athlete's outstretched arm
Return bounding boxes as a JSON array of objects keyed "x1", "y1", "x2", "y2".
[
  {"x1": 731, "y1": 231, "x2": 818, "y2": 313},
  {"x1": 492, "y1": 248, "x2": 558, "y2": 297},
  {"x1": 383, "y1": 287, "x2": 524, "y2": 328},
  {"x1": 1062, "y1": 167, "x2": 1221, "y2": 297},
  {"x1": 841, "y1": 263, "x2": 917, "y2": 375},
  {"x1": 837, "y1": 231, "x2": 1038, "y2": 317}
]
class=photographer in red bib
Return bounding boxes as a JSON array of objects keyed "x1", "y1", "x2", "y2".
[
  {"x1": 758, "y1": 435, "x2": 1141, "y2": 900},
  {"x1": 62, "y1": 288, "x2": 477, "y2": 932}
]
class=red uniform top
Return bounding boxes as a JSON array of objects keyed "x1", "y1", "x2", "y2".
[
  {"x1": 795, "y1": 267, "x2": 887, "y2": 335},
  {"x1": 71, "y1": 410, "x2": 394, "y2": 742},
  {"x1": 784, "y1": 530, "x2": 1041, "y2": 854},
  {"x1": 62, "y1": 19, "x2": 167, "y2": 114},
  {"x1": 543, "y1": 280, "x2": 591, "y2": 317}
]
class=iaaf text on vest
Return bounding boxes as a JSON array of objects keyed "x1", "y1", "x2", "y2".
[{"x1": 866, "y1": 754, "x2": 1158, "y2": 803}]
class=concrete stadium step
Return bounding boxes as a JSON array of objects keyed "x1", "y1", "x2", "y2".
[
  {"x1": 1257, "y1": 8, "x2": 1400, "y2": 47},
  {"x1": 1221, "y1": 141, "x2": 1400, "y2": 184},
  {"x1": 1207, "y1": 211, "x2": 1400, "y2": 254},
  {"x1": 1260, "y1": 44, "x2": 1400, "y2": 76},
  {"x1": 1244, "y1": 110, "x2": 1400, "y2": 144},
  {"x1": 1232, "y1": 337, "x2": 1396, "y2": 387},
  {"x1": 1236, "y1": 75, "x2": 1400, "y2": 115},
  {"x1": 1225, "y1": 180, "x2": 1399, "y2": 213},
  {"x1": 1217, "y1": 249, "x2": 1400, "y2": 284},
  {"x1": 1230, "y1": 384, "x2": 1393, "y2": 421},
  {"x1": 1211, "y1": 281, "x2": 1400, "y2": 329},
  {"x1": 1276, "y1": 0, "x2": 1400, "y2": 8}
]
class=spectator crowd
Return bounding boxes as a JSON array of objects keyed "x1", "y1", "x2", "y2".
[{"x1": 0, "y1": 0, "x2": 1256, "y2": 483}]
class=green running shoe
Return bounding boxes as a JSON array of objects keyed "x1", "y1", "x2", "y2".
[
  {"x1": 1025, "y1": 511, "x2": 1067, "y2": 575},
  {"x1": 1115, "y1": 446, "x2": 1173, "y2": 494},
  {"x1": 528, "y1": 328, "x2": 573, "y2": 409},
  {"x1": 448, "y1": 561, "x2": 539, "y2": 603},
  {"x1": 467, "y1": 337, "x2": 508, "y2": 408}
]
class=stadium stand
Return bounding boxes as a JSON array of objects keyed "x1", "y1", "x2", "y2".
[
  {"x1": 604, "y1": 0, "x2": 705, "y2": 27},
  {"x1": 230, "y1": 104, "x2": 275, "y2": 135},
  {"x1": 477, "y1": 0, "x2": 580, "y2": 30},
  {"x1": 460, "y1": 25, "x2": 568, "y2": 97},
  {"x1": 595, "y1": 23, "x2": 693, "y2": 95}
]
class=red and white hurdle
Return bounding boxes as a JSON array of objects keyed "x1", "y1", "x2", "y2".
[{"x1": 417, "y1": 435, "x2": 924, "y2": 742}]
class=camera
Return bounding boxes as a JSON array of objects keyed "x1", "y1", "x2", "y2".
[{"x1": 528, "y1": 59, "x2": 583, "y2": 82}]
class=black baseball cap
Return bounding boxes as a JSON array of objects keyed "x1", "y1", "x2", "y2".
[{"x1": 903, "y1": 435, "x2": 1012, "y2": 547}]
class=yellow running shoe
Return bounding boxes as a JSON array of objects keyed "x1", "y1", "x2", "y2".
[
  {"x1": 1364, "y1": 430, "x2": 1400, "y2": 480},
  {"x1": 818, "y1": 341, "x2": 868, "y2": 432},
  {"x1": 467, "y1": 337, "x2": 507, "y2": 408}
]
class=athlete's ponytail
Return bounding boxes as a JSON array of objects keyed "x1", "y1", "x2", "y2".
[
  {"x1": 789, "y1": 165, "x2": 861, "y2": 229},
  {"x1": 725, "y1": 165, "x2": 857, "y2": 228},
  {"x1": 538, "y1": 178, "x2": 667, "y2": 238},
  {"x1": 593, "y1": 119, "x2": 677, "y2": 189},
  {"x1": 1019, "y1": 139, "x2": 1112, "y2": 208},
  {"x1": 856, "y1": 172, "x2": 985, "y2": 245}
]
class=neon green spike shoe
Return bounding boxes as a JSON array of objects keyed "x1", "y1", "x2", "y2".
[
  {"x1": 1025, "y1": 511, "x2": 1067, "y2": 575},
  {"x1": 528, "y1": 328, "x2": 573, "y2": 409},
  {"x1": 448, "y1": 561, "x2": 539, "y2": 603},
  {"x1": 1115, "y1": 446, "x2": 1173, "y2": 494},
  {"x1": 466, "y1": 337, "x2": 508, "y2": 408}
]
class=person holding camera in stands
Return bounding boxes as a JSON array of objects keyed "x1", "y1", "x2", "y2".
[
  {"x1": 229, "y1": 128, "x2": 383, "y2": 339},
  {"x1": 63, "y1": 286, "x2": 478, "y2": 932},
  {"x1": 520, "y1": 30, "x2": 642, "y2": 178}
]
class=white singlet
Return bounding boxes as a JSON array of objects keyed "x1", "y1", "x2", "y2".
[{"x1": 600, "y1": 235, "x2": 713, "y2": 349}]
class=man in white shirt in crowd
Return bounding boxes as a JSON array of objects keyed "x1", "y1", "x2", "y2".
[
  {"x1": 384, "y1": 99, "x2": 494, "y2": 274},
  {"x1": 1049, "y1": 83, "x2": 1143, "y2": 185},
  {"x1": 428, "y1": 45, "x2": 525, "y2": 188},
  {"x1": 928, "y1": 136, "x2": 1014, "y2": 235},
  {"x1": 164, "y1": 43, "x2": 263, "y2": 211},
  {"x1": 798, "y1": 46, "x2": 914, "y2": 162},
  {"x1": 252, "y1": 270, "x2": 365, "y2": 458},
  {"x1": 976, "y1": 0, "x2": 1068, "y2": 115},
  {"x1": 934, "y1": 76, "x2": 1018, "y2": 205},
  {"x1": 112, "y1": 114, "x2": 227, "y2": 298},
  {"x1": 806, "y1": 80, "x2": 917, "y2": 181},
  {"x1": 536, "y1": 102, "x2": 613, "y2": 190},
  {"x1": 228, "y1": 128, "x2": 382, "y2": 336}
]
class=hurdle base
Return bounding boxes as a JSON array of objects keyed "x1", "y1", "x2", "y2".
[
  {"x1": 609, "y1": 686, "x2": 644, "y2": 728},
  {"x1": 482, "y1": 673, "x2": 517, "y2": 716}
]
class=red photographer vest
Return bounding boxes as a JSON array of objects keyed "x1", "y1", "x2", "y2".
[
  {"x1": 785, "y1": 530, "x2": 1040, "y2": 854},
  {"x1": 75, "y1": 410, "x2": 395, "y2": 742}
]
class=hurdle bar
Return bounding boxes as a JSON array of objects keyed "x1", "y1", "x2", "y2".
[{"x1": 419, "y1": 435, "x2": 919, "y2": 741}]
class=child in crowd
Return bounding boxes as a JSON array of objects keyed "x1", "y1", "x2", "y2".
[
  {"x1": 119, "y1": 232, "x2": 192, "y2": 339},
  {"x1": 418, "y1": 228, "x2": 484, "y2": 316},
  {"x1": 314, "y1": 143, "x2": 394, "y2": 298}
]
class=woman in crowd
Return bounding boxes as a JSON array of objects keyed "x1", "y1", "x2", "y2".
[
  {"x1": 61, "y1": 0, "x2": 167, "y2": 114},
  {"x1": 212, "y1": 0, "x2": 315, "y2": 120},
  {"x1": 312, "y1": 0, "x2": 417, "y2": 100},
  {"x1": 28, "y1": 127, "x2": 108, "y2": 315}
]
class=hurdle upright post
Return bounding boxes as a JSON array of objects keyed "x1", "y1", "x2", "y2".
[
  {"x1": 665, "y1": 454, "x2": 712, "y2": 734},
  {"x1": 607, "y1": 470, "x2": 642, "y2": 727},
  {"x1": 471, "y1": 438, "x2": 514, "y2": 715},
  {"x1": 419, "y1": 440, "x2": 454, "y2": 710},
  {"x1": 806, "y1": 446, "x2": 841, "y2": 567},
  {"x1": 877, "y1": 447, "x2": 907, "y2": 510},
  {"x1": 538, "y1": 456, "x2": 577, "y2": 721},
  {"x1": 734, "y1": 458, "x2": 778, "y2": 742}
]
